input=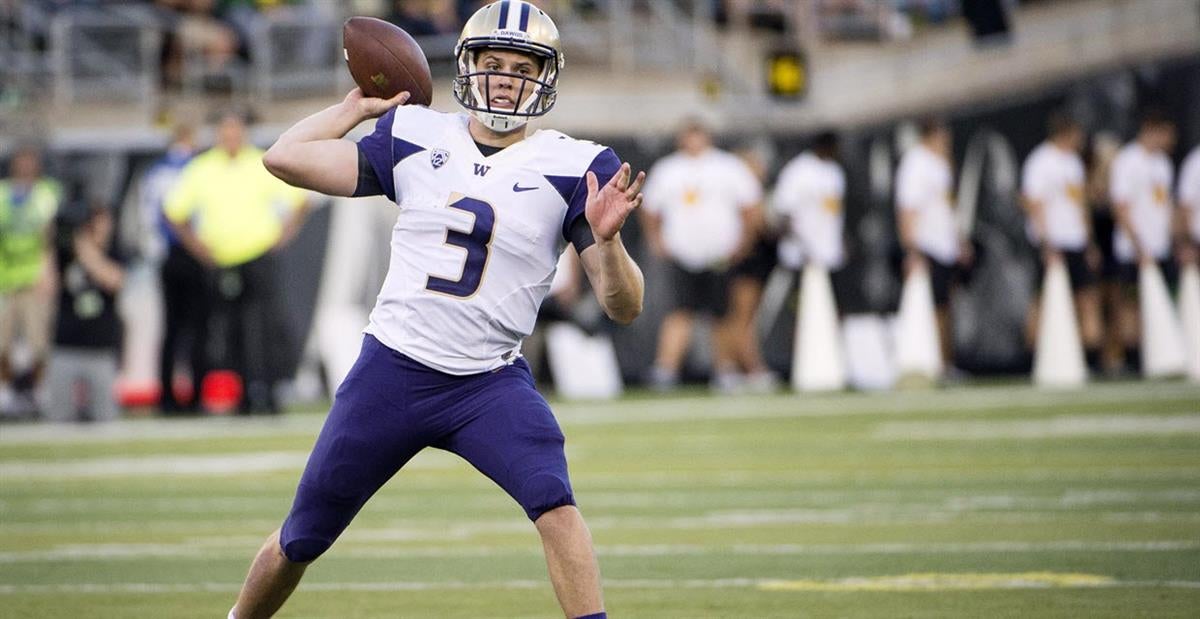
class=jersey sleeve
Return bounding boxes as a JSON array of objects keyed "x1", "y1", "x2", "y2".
[
  {"x1": 356, "y1": 108, "x2": 398, "y2": 201},
  {"x1": 1021, "y1": 151, "x2": 1047, "y2": 202},
  {"x1": 1180, "y1": 152, "x2": 1200, "y2": 208},
  {"x1": 1109, "y1": 151, "x2": 1136, "y2": 206},
  {"x1": 771, "y1": 161, "x2": 805, "y2": 216},
  {"x1": 895, "y1": 153, "x2": 923, "y2": 211},
  {"x1": 732, "y1": 158, "x2": 763, "y2": 208},
  {"x1": 560, "y1": 147, "x2": 621, "y2": 242},
  {"x1": 641, "y1": 160, "x2": 668, "y2": 214}
]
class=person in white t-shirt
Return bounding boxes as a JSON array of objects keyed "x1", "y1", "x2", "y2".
[
  {"x1": 774, "y1": 131, "x2": 847, "y2": 273},
  {"x1": 1021, "y1": 113, "x2": 1102, "y2": 365},
  {"x1": 1109, "y1": 110, "x2": 1177, "y2": 367},
  {"x1": 773, "y1": 131, "x2": 855, "y2": 310},
  {"x1": 643, "y1": 120, "x2": 761, "y2": 391},
  {"x1": 1178, "y1": 144, "x2": 1200, "y2": 265},
  {"x1": 895, "y1": 118, "x2": 972, "y2": 368}
]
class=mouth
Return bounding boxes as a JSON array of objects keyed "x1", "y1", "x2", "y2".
[{"x1": 489, "y1": 95, "x2": 516, "y2": 110}]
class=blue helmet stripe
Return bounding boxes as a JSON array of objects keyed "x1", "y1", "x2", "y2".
[
  {"x1": 518, "y1": 2, "x2": 531, "y2": 31},
  {"x1": 497, "y1": 1, "x2": 510, "y2": 28}
]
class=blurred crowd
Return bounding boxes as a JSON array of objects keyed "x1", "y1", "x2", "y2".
[
  {"x1": 1, "y1": 109, "x2": 310, "y2": 421},
  {"x1": 2, "y1": 100, "x2": 1198, "y2": 420},
  {"x1": 633, "y1": 109, "x2": 1199, "y2": 394}
]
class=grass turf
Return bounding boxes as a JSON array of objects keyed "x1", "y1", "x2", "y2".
[{"x1": 1, "y1": 380, "x2": 1198, "y2": 617}]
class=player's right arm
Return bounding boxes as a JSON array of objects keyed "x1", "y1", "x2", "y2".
[{"x1": 263, "y1": 88, "x2": 409, "y2": 197}]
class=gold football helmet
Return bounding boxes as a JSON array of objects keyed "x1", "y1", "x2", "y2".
[{"x1": 454, "y1": 1, "x2": 564, "y2": 133}]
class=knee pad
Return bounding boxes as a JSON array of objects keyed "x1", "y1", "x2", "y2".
[{"x1": 521, "y1": 472, "x2": 575, "y2": 521}]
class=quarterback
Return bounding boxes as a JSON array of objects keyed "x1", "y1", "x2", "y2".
[{"x1": 230, "y1": 2, "x2": 645, "y2": 618}]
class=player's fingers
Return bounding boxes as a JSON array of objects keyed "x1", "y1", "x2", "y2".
[
  {"x1": 611, "y1": 162, "x2": 631, "y2": 190},
  {"x1": 586, "y1": 171, "x2": 599, "y2": 199},
  {"x1": 387, "y1": 91, "x2": 411, "y2": 107},
  {"x1": 630, "y1": 193, "x2": 644, "y2": 211},
  {"x1": 625, "y1": 171, "x2": 646, "y2": 200}
]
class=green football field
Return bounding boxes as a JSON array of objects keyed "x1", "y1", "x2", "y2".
[{"x1": 2, "y1": 381, "x2": 1199, "y2": 618}]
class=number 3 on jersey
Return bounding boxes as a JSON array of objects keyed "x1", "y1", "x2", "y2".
[{"x1": 426, "y1": 196, "x2": 495, "y2": 298}]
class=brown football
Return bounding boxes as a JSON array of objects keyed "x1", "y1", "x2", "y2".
[{"x1": 343, "y1": 17, "x2": 433, "y2": 106}]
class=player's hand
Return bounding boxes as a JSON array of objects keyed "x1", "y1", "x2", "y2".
[
  {"x1": 344, "y1": 88, "x2": 410, "y2": 120},
  {"x1": 586, "y1": 162, "x2": 645, "y2": 243}
]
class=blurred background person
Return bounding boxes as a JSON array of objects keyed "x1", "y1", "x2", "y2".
[
  {"x1": 164, "y1": 109, "x2": 310, "y2": 414},
  {"x1": 772, "y1": 130, "x2": 854, "y2": 378},
  {"x1": 723, "y1": 141, "x2": 780, "y2": 393},
  {"x1": 1110, "y1": 110, "x2": 1177, "y2": 371},
  {"x1": 1086, "y1": 133, "x2": 1126, "y2": 375},
  {"x1": 642, "y1": 120, "x2": 761, "y2": 393},
  {"x1": 137, "y1": 124, "x2": 208, "y2": 414},
  {"x1": 0, "y1": 146, "x2": 61, "y2": 418},
  {"x1": 1021, "y1": 112, "x2": 1102, "y2": 370},
  {"x1": 895, "y1": 117, "x2": 972, "y2": 375},
  {"x1": 1179, "y1": 143, "x2": 1200, "y2": 265},
  {"x1": 44, "y1": 199, "x2": 126, "y2": 423}
]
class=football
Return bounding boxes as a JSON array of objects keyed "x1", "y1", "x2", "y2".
[{"x1": 342, "y1": 17, "x2": 433, "y2": 106}]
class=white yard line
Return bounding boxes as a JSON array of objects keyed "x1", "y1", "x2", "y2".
[
  {"x1": 874, "y1": 413, "x2": 1200, "y2": 441},
  {"x1": 2, "y1": 382, "x2": 1197, "y2": 446},
  {"x1": 1, "y1": 540, "x2": 1197, "y2": 563},
  {"x1": 0, "y1": 449, "x2": 460, "y2": 479},
  {"x1": 2, "y1": 575, "x2": 1199, "y2": 595}
]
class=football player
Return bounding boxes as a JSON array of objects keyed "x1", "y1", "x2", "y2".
[{"x1": 229, "y1": 3, "x2": 644, "y2": 618}]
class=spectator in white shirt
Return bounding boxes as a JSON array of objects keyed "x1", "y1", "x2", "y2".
[
  {"x1": 1021, "y1": 113, "x2": 1102, "y2": 367},
  {"x1": 642, "y1": 120, "x2": 762, "y2": 392},
  {"x1": 895, "y1": 118, "x2": 971, "y2": 369},
  {"x1": 1109, "y1": 109, "x2": 1178, "y2": 368},
  {"x1": 1177, "y1": 144, "x2": 1200, "y2": 266},
  {"x1": 773, "y1": 131, "x2": 855, "y2": 308}
]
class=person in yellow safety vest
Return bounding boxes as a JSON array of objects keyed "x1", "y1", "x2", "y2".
[
  {"x1": 0, "y1": 147, "x2": 62, "y2": 418},
  {"x1": 164, "y1": 109, "x2": 310, "y2": 414}
]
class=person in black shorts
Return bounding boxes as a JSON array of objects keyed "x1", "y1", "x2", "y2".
[
  {"x1": 1020, "y1": 113, "x2": 1102, "y2": 368},
  {"x1": 642, "y1": 121, "x2": 763, "y2": 392},
  {"x1": 723, "y1": 145, "x2": 781, "y2": 392}
]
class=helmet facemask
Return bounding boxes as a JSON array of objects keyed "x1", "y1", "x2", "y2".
[{"x1": 453, "y1": 40, "x2": 560, "y2": 133}]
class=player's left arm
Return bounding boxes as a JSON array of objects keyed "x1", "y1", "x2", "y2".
[{"x1": 578, "y1": 162, "x2": 647, "y2": 325}]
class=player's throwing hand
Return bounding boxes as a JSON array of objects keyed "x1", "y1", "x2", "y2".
[
  {"x1": 345, "y1": 87, "x2": 411, "y2": 119},
  {"x1": 585, "y1": 162, "x2": 645, "y2": 242}
]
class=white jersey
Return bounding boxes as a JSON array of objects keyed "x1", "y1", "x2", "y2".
[
  {"x1": 1179, "y1": 146, "x2": 1200, "y2": 244},
  {"x1": 643, "y1": 148, "x2": 761, "y2": 272},
  {"x1": 896, "y1": 143, "x2": 959, "y2": 265},
  {"x1": 772, "y1": 151, "x2": 846, "y2": 269},
  {"x1": 1021, "y1": 142, "x2": 1089, "y2": 250},
  {"x1": 1110, "y1": 141, "x2": 1174, "y2": 263},
  {"x1": 357, "y1": 105, "x2": 618, "y2": 375}
]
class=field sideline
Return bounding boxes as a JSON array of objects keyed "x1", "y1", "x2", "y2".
[{"x1": 2, "y1": 381, "x2": 1199, "y2": 618}]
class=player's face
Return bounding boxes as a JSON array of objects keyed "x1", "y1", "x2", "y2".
[
  {"x1": 1155, "y1": 125, "x2": 1177, "y2": 153},
  {"x1": 474, "y1": 49, "x2": 543, "y2": 111},
  {"x1": 9, "y1": 151, "x2": 41, "y2": 181},
  {"x1": 1061, "y1": 126, "x2": 1083, "y2": 152},
  {"x1": 678, "y1": 126, "x2": 711, "y2": 155},
  {"x1": 216, "y1": 116, "x2": 247, "y2": 154}
]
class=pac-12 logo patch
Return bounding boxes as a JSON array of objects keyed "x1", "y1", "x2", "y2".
[{"x1": 431, "y1": 149, "x2": 450, "y2": 169}]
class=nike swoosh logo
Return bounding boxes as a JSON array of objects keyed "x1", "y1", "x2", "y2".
[{"x1": 512, "y1": 183, "x2": 538, "y2": 193}]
